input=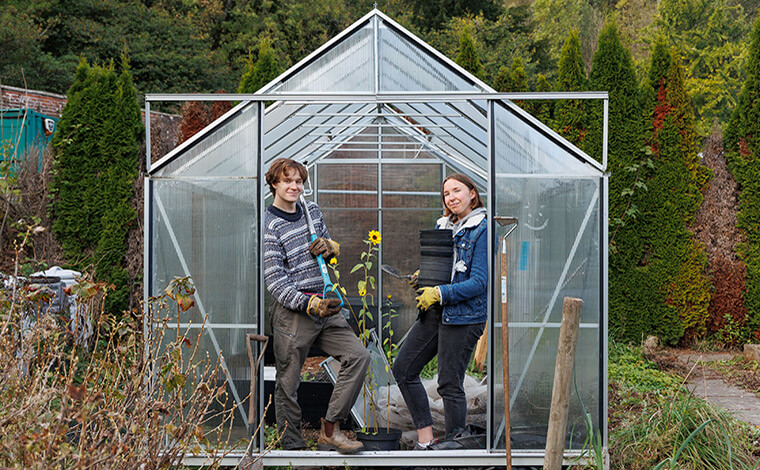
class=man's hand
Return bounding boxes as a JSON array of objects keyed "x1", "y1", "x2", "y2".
[
  {"x1": 307, "y1": 295, "x2": 342, "y2": 318},
  {"x1": 415, "y1": 287, "x2": 440, "y2": 311},
  {"x1": 408, "y1": 269, "x2": 420, "y2": 289},
  {"x1": 309, "y1": 238, "x2": 340, "y2": 258}
]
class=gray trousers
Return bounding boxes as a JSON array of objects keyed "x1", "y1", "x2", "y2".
[{"x1": 270, "y1": 300, "x2": 370, "y2": 450}]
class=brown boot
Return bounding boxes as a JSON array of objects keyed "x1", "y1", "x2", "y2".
[{"x1": 317, "y1": 418, "x2": 364, "y2": 454}]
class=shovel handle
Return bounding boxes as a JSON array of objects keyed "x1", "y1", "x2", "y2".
[{"x1": 301, "y1": 195, "x2": 344, "y2": 307}]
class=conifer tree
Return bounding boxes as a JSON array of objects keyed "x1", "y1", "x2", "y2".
[
  {"x1": 532, "y1": 74, "x2": 554, "y2": 123},
  {"x1": 51, "y1": 57, "x2": 142, "y2": 316},
  {"x1": 510, "y1": 58, "x2": 528, "y2": 92},
  {"x1": 554, "y1": 30, "x2": 589, "y2": 151},
  {"x1": 238, "y1": 38, "x2": 282, "y2": 94},
  {"x1": 588, "y1": 20, "x2": 655, "y2": 343},
  {"x1": 455, "y1": 29, "x2": 484, "y2": 79},
  {"x1": 641, "y1": 50, "x2": 712, "y2": 342},
  {"x1": 724, "y1": 16, "x2": 760, "y2": 341},
  {"x1": 493, "y1": 66, "x2": 512, "y2": 92}
]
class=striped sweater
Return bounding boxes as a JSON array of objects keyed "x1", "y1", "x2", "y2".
[{"x1": 263, "y1": 200, "x2": 330, "y2": 312}]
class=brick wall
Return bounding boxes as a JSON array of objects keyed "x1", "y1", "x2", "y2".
[
  {"x1": 0, "y1": 84, "x2": 67, "y2": 118},
  {"x1": 0, "y1": 84, "x2": 180, "y2": 154}
]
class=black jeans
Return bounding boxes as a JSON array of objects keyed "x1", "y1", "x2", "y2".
[{"x1": 392, "y1": 304, "x2": 485, "y2": 439}]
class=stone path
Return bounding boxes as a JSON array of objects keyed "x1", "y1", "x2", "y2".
[{"x1": 678, "y1": 352, "x2": 760, "y2": 428}]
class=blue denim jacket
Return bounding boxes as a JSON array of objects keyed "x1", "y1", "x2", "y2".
[{"x1": 436, "y1": 215, "x2": 488, "y2": 325}]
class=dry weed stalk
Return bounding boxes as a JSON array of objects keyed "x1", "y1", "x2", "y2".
[{"x1": 0, "y1": 222, "x2": 239, "y2": 468}]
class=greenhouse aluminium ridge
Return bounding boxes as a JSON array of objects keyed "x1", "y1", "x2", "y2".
[{"x1": 145, "y1": 91, "x2": 608, "y2": 102}]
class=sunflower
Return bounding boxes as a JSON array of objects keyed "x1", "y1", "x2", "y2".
[
  {"x1": 329, "y1": 257, "x2": 338, "y2": 265},
  {"x1": 368, "y1": 230, "x2": 382, "y2": 245},
  {"x1": 359, "y1": 288, "x2": 367, "y2": 297}
]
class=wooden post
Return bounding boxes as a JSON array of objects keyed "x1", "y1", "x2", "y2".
[
  {"x1": 501, "y1": 238, "x2": 512, "y2": 469},
  {"x1": 543, "y1": 297, "x2": 583, "y2": 470}
]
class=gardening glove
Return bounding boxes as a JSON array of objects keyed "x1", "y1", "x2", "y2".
[
  {"x1": 307, "y1": 295, "x2": 342, "y2": 318},
  {"x1": 309, "y1": 237, "x2": 340, "y2": 258},
  {"x1": 415, "y1": 287, "x2": 441, "y2": 311},
  {"x1": 408, "y1": 270, "x2": 420, "y2": 289}
]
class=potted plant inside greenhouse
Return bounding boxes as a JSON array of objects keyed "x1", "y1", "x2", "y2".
[{"x1": 326, "y1": 229, "x2": 402, "y2": 450}]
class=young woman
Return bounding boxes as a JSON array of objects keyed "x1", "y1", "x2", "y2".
[{"x1": 392, "y1": 173, "x2": 488, "y2": 449}]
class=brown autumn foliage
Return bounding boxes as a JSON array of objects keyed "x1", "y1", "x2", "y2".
[
  {"x1": 692, "y1": 125, "x2": 748, "y2": 341},
  {"x1": 0, "y1": 226, "x2": 241, "y2": 468}
]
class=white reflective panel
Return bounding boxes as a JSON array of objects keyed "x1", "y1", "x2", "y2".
[
  {"x1": 378, "y1": 20, "x2": 482, "y2": 92},
  {"x1": 494, "y1": 102, "x2": 598, "y2": 176},
  {"x1": 155, "y1": 104, "x2": 259, "y2": 177},
  {"x1": 151, "y1": 179, "x2": 258, "y2": 334},
  {"x1": 492, "y1": 176, "x2": 602, "y2": 450},
  {"x1": 270, "y1": 23, "x2": 374, "y2": 93}
]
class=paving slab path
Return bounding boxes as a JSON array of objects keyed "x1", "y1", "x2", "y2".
[{"x1": 677, "y1": 351, "x2": 760, "y2": 428}]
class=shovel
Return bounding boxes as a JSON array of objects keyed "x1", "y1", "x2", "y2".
[
  {"x1": 240, "y1": 333, "x2": 269, "y2": 470},
  {"x1": 299, "y1": 194, "x2": 344, "y2": 307}
]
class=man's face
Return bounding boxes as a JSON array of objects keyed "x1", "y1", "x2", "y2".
[{"x1": 273, "y1": 168, "x2": 304, "y2": 205}]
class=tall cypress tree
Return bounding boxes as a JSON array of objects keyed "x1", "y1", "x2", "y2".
[
  {"x1": 51, "y1": 57, "x2": 142, "y2": 316},
  {"x1": 554, "y1": 30, "x2": 589, "y2": 152},
  {"x1": 641, "y1": 50, "x2": 713, "y2": 342},
  {"x1": 238, "y1": 38, "x2": 282, "y2": 94},
  {"x1": 455, "y1": 29, "x2": 484, "y2": 79},
  {"x1": 724, "y1": 16, "x2": 760, "y2": 341},
  {"x1": 533, "y1": 74, "x2": 554, "y2": 124},
  {"x1": 588, "y1": 20, "x2": 653, "y2": 343},
  {"x1": 493, "y1": 66, "x2": 512, "y2": 92}
]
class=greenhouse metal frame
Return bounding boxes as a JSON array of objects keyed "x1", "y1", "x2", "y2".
[{"x1": 144, "y1": 9, "x2": 609, "y2": 468}]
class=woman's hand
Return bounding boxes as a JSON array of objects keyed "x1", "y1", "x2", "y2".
[{"x1": 415, "y1": 287, "x2": 440, "y2": 311}]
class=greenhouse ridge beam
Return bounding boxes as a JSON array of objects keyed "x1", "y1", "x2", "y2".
[{"x1": 146, "y1": 91, "x2": 609, "y2": 102}]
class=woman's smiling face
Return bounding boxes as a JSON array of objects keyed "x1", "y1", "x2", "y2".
[{"x1": 443, "y1": 178, "x2": 476, "y2": 218}]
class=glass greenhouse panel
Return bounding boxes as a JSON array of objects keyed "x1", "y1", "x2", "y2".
[
  {"x1": 155, "y1": 326, "x2": 252, "y2": 448},
  {"x1": 150, "y1": 178, "x2": 258, "y2": 330},
  {"x1": 268, "y1": 23, "x2": 374, "y2": 93},
  {"x1": 378, "y1": 20, "x2": 483, "y2": 92},
  {"x1": 491, "y1": 176, "x2": 602, "y2": 450},
  {"x1": 494, "y1": 102, "x2": 599, "y2": 176},
  {"x1": 265, "y1": 102, "x2": 376, "y2": 163},
  {"x1": 154, "y1": 104, "x2": 259, "y2": 177},
  {"x1": 380, "y1": 208, "x2": 442, "y2": 337}
]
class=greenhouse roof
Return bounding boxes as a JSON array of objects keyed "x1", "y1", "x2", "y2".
[{"x1": 149, "y1": 9, "x2": 605, "y2": 181}]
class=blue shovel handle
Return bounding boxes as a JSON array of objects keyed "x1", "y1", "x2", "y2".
[{"x1": 310, "y1": 233, "x2": 344, "y2": 307}]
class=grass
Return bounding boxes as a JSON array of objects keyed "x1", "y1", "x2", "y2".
[{"x1": 608, "y1": 342, "x2": 760, "y2": 469}]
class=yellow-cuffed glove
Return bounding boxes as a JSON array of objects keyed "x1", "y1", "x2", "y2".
[
  {"x1": 408, "y1": 269, "x2": 420, "y2": 289},
  {"x1": 415, "y1": 287, "x2": 441, "y2": 311},
  {"x1": 307, "y1": 295, "x2": 342, "y2": 318},
  {"x1": 309, "y1": 238, "x2": 340, "y2": 258}
]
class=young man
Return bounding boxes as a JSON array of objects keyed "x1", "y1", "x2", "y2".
[{"x1": 263, "y1": 157, "x2": 369, "y2": 454}]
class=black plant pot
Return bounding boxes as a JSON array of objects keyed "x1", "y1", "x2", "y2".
[{"x1": 355, "y1": 427, "x2": 402, "y2": 451}]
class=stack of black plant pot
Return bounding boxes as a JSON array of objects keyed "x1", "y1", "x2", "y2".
[{"x1": 418, "y1": 229, "x2": 454, "y2": 288}]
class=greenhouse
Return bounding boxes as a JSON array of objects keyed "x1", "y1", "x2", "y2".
[{"x1": 144, "y1": 9, "x2": 608, "y2": 468}]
